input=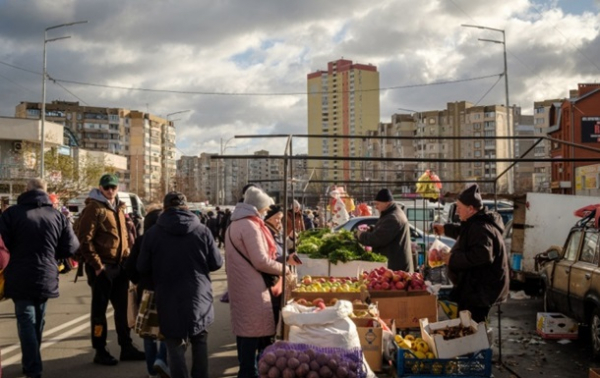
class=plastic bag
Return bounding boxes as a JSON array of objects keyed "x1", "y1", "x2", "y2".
[
  {"x1": 282, "y1": 300, "x2": 361, "y2": 350},
  {"x1": 427, "y1": 238, "x2": 451, "y2": 268}
]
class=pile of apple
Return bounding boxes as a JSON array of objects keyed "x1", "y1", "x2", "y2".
[
  {"x1": 295, "y1": 275, "x2": 364, "y2": 293},
  {"x1": 361, "y1": 267, "x2": 427, "y2": 292}
]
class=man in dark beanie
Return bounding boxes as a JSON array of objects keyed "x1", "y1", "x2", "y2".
[
  {"x1": 433, "y1": 184, "x2": 510, "y2": 322},
  {"x1": 138, "y1": 192, "x2": 223, "y2": 378},
  {"x1": 356, "y1": 188, "x2": 413, "y2": 272}
]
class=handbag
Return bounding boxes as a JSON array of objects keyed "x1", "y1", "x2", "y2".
[
  {"x1": 134, "y1": 289, "x2": 160, "y2": 338},
  {"x1": 228, "y1": 231, "x2": 280, "y2": 288},
  {"x1": 127, "y1": 284, "x2": 139, "y2": 328}
]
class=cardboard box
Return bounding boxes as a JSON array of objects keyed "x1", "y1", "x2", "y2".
[
  {"x1": 536, "y1": 312, "x2": 579, "y2": 339},
  {"x1": 290, "y1": 290, "x2": 365, "y2": 303},
  {"x1": 589, "y1": 368, "x2": 600, "y2": 378},
  {"x1": 420, "y1": 310, "x2": 490, "y2": 359},
  {"x1": 372, "y1": 294, "x2": 438, "y2": 329},
  {"x1": 352, "y1": 317, "x2": 384, "y2": 372}
]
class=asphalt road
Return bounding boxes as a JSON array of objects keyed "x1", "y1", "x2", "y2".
[{"x1": 0, "y1": 259, "x2": 238, "y2": 378}]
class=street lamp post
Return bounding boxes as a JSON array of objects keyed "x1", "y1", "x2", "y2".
[
  {"x1": 41, "y1": 20, "x2": 87, "y2": 178},
  {"x1": 462, "y1": 24, "x2": 514, "y2": 194},
  {"x1": 165, "y1": 110, "x2": 190, "y2": 195}
]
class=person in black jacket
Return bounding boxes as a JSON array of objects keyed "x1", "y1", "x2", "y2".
[
  {"x1": 138, "y1": 192, "x2": 223, "y2": 378},
  {"x1": 433, "y1": 184, "x2": 510, "y2": 322},
  {"x1": 124, "y1": 207, "x2": 170, "y2": 378},
  {"x1": 0, "y1": 178, "x2": 80, "y2": 378},
  {"x1": 356, "y1": 188, "x2": 414, "y2": 272}
]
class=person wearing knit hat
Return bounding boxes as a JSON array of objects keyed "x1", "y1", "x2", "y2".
[
  {"x1": 457, "y1": 184, "x2": 483, "y2": 210},
  {"x1": 243, "y1": 186, "x2": 274, "y2": 212},
  {"x1": 432, "y1": 184, "x2": 509, "y2": 323},
  {"x1": 264, "y1": 205, "x2": 302, "y2": 265},
  {"x1": 226, "y1": 186, "x2": 289, "y2": 377},
  {"x1": 356, "y1": 188, "x2": 413, "y2": 272}
]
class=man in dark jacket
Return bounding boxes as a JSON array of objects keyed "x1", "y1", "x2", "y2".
[
  {"x1": 138, "y1": 192, "x2": 223, "y2": 378},
  {"x1": 356, "y1": 188, "x2": 413, "y2": 272},
  {"x1": 0, "y1": 178, "x2": 79, "y2": 378},
  {"x1": 77, "y1": 174, "x2": 145, "y2": 365},
  {"x1": 433, "y1": 184, "x2": 510, "y2": 322}
]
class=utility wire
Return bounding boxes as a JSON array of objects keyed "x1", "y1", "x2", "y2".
[
  {"x1": 54, "y1": 73, "x2": 502, "y2": 96},
  {"x1": 474, "y1": 74, "x2": 503, "y2": 106},
  {"x1": 0, "y1": 59, "x2": 500, "y2": 96},
  {"x1": 48, "y1": 75, "x2": 90, "y2": 106}
]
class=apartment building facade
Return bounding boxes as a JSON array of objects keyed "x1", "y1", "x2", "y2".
[
  {"x1": 15, "y1": 101, "x2": 176, "y2": 202},
  {"x1": 307, "y1": 59, "x2": 380, "y2": 184},
  {"x1": 548, "y1": 83, "x2": 600, "y2": 194}
]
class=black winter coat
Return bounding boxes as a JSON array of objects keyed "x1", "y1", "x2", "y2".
[
  {"x1": 0, "y1": 190, "x2": 79, "y2": 300},
  {"x1": 443, "y1": 209, "x2": 510, "y2": 310},
  {"x1": 357, "y1": 203, "x2": 413, "y2": 272},
  {"x1": 137, "y1": 208, "x2": 223, "y2": 339}
]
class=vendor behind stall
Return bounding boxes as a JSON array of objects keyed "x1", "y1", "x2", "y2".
[
  {"x1": 433, "y1": 184, "x2": 510, "y2": 322},
  {"x1": 356, "y1": 188, "x2": 413, "y2": 273}
]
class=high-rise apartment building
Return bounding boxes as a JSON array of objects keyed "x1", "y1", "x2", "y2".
[
  {"x1": 307, "y1": 59, "x2": 380, "y2": 183},
  {"x1": 175, "y1": 153, "x2": 249, "y2": 205},
  {"x1": 15, "y1": 101, "x2": 176, "y2": 202},
  {"x1": 362, "y1": 101, "x2": 515, "y2": 195},
  {"x1": 248, "y1": 150, "x2": 283, "y2": 200}
]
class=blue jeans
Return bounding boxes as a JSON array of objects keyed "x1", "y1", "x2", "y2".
[
  {"x1": 14, "y1": 299, "x2": 48, "y2": 378},
  {"x1": 235, "y1": 336, "x2": 273, "y2": 378},
  {"x1": 164, "y1": 331, "x2": 208, "y2": 378},
  {"x1": 144, "y1": 337, "x2": 168, "y2": 375}
]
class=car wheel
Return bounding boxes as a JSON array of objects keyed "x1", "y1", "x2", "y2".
[{"x1": 591, "y1": 308, "x2": 600, "y2": 359}]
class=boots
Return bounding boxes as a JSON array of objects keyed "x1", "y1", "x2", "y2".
[
  {"x1": 93, "y1": 348, "x2": 118, "y2": 366},
  {"x1": 120, "y1": 343, "x2": 146, "y2": 361}
]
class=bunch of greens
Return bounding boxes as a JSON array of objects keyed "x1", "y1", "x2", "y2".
[{"x1": 296, "y1": 229, "x2": 387, "y2": 264}]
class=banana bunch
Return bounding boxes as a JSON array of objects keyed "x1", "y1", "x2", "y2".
[{"x1": 395, "y1": 334, "x2": 435, "y2": 359}]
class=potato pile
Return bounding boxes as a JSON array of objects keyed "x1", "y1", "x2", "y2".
[{"x1": 258, "y1": 341, "x2": 364, "y2": 378}]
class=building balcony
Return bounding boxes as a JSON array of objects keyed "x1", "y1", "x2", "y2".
[{"x1": 0, "y1": 163, "x2": 37, "y2": 180}]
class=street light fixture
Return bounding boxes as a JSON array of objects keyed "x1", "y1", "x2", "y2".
[
  {"x1": 461, "y1": 23, "x2": 514, "y2": 194},
  {"x1": 41, "y1": 20, "x2": 87, "y2": 178},
  {"x1": 165, "y1": 110, "x2": 190, "y2": 195}
]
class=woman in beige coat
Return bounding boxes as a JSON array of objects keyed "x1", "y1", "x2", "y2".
[{"x1": 225, "y1": 187, "x2": 287, "y2": 378}]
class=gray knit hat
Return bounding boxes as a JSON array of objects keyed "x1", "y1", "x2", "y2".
[{"x1": 244, "y1": 186, "x2": 274, "y2": 211}]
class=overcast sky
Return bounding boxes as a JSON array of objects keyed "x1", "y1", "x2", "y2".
[{"x1": 0, "y1": 0, "x2": 599, "y2": 157}]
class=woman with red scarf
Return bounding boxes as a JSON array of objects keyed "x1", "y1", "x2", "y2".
[{"x1": 225, "y1": 187, "x2": 289, "y2": 378}]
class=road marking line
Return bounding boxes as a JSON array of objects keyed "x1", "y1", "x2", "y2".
[{"x1": 1, "y1": 310, "x2": 114, "y2": 367}]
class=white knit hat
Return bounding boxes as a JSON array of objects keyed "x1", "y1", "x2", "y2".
[{"x1": 244, "y1": 186, "x2": 274, "y2": 211}]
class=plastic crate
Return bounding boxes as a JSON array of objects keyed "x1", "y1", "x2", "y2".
[{"x1": 396, "y1": 348, "x2": 492, "y2": 377}]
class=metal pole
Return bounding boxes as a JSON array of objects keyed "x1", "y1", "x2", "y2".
[
  {"x1": 501, "y1": 29, "x2": 514, "y2": 195},
  {"x1": 41, "y1": 31, "x2": 47, "y2": 178},
  {"x1": 41, "y1": 20, "x2": 87, "y2": 178}
]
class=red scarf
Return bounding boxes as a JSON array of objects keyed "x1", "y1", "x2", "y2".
[{"x1": 248, "y1": 216, "x2": 277, "y2": 260}]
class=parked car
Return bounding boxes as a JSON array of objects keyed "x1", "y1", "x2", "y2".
[
  {"x1": 333, "y1": 216, "x2": 456, "y2": 248},
  {"x1": 539, "y1": 216, "x2": 600, "y2": 357}
]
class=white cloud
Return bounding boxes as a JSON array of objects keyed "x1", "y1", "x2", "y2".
[{"x1": 0, "y1": 0, "x2": 598, "y2": 156}]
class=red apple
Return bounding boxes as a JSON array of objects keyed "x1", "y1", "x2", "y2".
[
  {"x1": 380, "y1": 282, "x2": 390, "y2": 290},
  {"x1": 395, "y1": 281, "x2": 406, "y2": 290}
]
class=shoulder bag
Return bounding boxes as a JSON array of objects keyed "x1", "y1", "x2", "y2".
[{"x1": 227, "y1": 231, "x2": 279, "y2": 288}]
